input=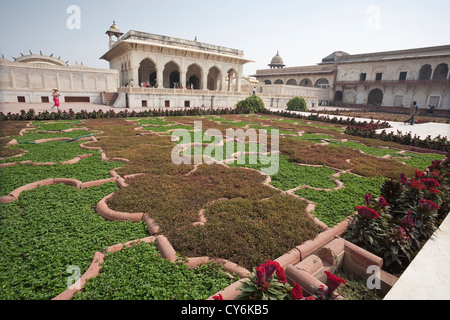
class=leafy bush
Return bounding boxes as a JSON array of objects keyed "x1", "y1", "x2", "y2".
[
  {"x1": 235, "y1": 95, "x2": 265, "y2": 114},
  {"x1": 345, "y1": 154, "x2": 450, "y2": 269},
  {"x1": 286, "y1": 97, "x2": 307, "y2": 112}
]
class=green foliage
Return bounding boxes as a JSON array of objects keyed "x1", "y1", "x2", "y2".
[
  {"x1": 286, "y1": 97, "x2": 307, "y2": 112},
  {"x1": 1, "y1": 140, "x2": 93, "y2": 164},
  {"x1": 295, "y1": 174, "x2": 386, "y2": 227},
  {"x1": 0, "y1": 155, "x2": 123, "y2": 197},
  {"x1": 0, "y1": 183, "x2": 148, "y2": 300},
  {"x1": 73, "y1": 242, "x2": 236, "y2": 300},
  {"x1": 235, "y1": 95, "x2": 265, "y2": 114},
  {"x1": 229, "y1": 154, "x2": 338, "y2": 191}
]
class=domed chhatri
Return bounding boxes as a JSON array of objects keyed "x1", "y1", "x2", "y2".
[
  {"x1": 106, "y1": 21, "x2": 124, "y2": 49},
  {"x1": 269, "y1": 51, "x2": 285, "y2": 69}
]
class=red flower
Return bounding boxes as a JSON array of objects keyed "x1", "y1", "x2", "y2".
[
  {"x1": 430, "y1": 171, "x2": 440, "y2": 178},
  {"x1": 420, "y1": 178, "x2": 440, "y2": 189},
  {"x1": 376, "y1": 197, "x2": 389, "y2": 208},
  {"x1": 261, "y1": 260, "x2": 286, "y2": 284},
  {"x1": 213, "y1": 294, "x2": 223, "y2": 300},
  {"x1": 255, "y1": 266, "x2": 266, "y2": 288},
  {"x1": 410, "y1": 179, "x2": 426, "y2": 190},
  {"x1": 428, "y1": 160, "x2": 442, "y2": 170},
  {"x1": 418, "y1": 199, "x2": 440, "y2": 212},
  {"x1": 401, "y1": 212, "x2": 416, "y2": 231},
  {"x1": 324, "y1": 271, "x2": 346, "y2": 297},
  {"x1": 389, "y1": 226, "x2": 410, "y2": 242},
  {"x1": 429, "y1": 188, "x2": 441, "y2": 195},
  {"x1": 400, "y1": 173, "x2": 408, "y2": 185},
  {"x1": 364, "y1": 193, "x2": 373, "y2": 206},
  {"x1": 415, "y1": 170, "x2": 425, "y2": 179},
  {"x1": 291, "y1": 283, "x2": 304, "y2": 300},
  {"x1": 356, "y1": 206, "x2": 380, "y2": 219}
]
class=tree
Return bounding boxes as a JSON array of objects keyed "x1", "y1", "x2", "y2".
[{"x1": 286, "y1": 97, "x2": 307, "y2": 112}]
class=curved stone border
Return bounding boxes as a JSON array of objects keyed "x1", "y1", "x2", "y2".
[
  {"x1": 0, "y1": 153, "x2": 95, "y2": 168},
  {"x1": 52, "y1": 234, "x2": 252, "y2": 301},
  {"x1": 52, "y1": 236, "x2": 157, "y2": 300},
  {"x1": 1, "y1": 133, "x2": 98, "y2": 166},
  {"x1": 96, "y1": 193, "x2": 144, "y2": 222},
  {"x1": 0, "y1": 176, "x2": 119, "y2": 203}
]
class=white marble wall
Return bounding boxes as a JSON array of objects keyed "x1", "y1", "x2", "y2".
[{"x1": 0, "y1": 59, "x2": 119, "y2": 103}]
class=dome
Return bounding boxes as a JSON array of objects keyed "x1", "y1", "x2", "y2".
[
  {"x1": 269, "y1": 51, "x2": 285, "y2": 69},
  {"x1": 13, "y1": 53, "x2": 68, "y2": 67},
  {"x1": 106, "y1": 20, "x2": 124, "y2": 38},
  {"x1": 110, "y1": 21, "x2": 119, "y2": 30}
]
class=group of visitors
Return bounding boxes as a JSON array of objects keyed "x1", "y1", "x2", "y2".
[{"x1": 140, "y1": 81, "x2": 155, "y2": 88}]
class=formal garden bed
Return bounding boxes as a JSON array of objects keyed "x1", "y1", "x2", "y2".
[{"x1": 0, "y1": 107, "x2": 448, "y2": 300}]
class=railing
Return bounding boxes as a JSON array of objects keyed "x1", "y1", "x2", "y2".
[
  {"x1": 117, "y1": 87, "x2": 248, "y2": 96},
  {"x1": 335, "y1": 79, "x2": 450, "y2": 86}
]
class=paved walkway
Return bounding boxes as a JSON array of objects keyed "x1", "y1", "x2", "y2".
[{"x1": 268, "y1": 107, "x2": 450, "y2": 140}]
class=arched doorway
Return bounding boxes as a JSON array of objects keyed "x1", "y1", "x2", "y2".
[
  {"x1": 418, "y1": 64, "x2": 432, "y2": 80},
  {"x1": 227, "y1": 68, "x2": 238, "y2": 91},
  {"x1": 207, "y1": 66, "x2": 221, "y2": 90},
  {"x1": 163, "y1": 61, "x2": 180, "y2": 88},
  {"x1": 300, "y1": 78, "x2": 313, "y2": 87},
  {"x1": 274, "y1": 79, "x2": 284, "y2": 84},
  {"x1": 264, "y1": 80, "x2": 272, "y2": 85},
  {"x1": 188, "y1": 75, "x2": 200, "y2": 90},
  {"x1": 315, "y1": 78, "x2": 330, "y2": 89},
  {"x1": 368, "y1": 88, "x2": 384, "y2": 105},
  {"x1": 334, "y1": 91, "x2": 343, "y2": 102},
  {"x1": 139, "y1": 58, "x2": 157, "y2": 86},
  {"x1": 186, "y1": 64, "x2": 202, "y2": 89},
  {"x1": 432, "y1": 63, "x2": 449, "y2": 80},
  {"x1": 287, "y1": 79, "x2": 297, "y2": 86}
]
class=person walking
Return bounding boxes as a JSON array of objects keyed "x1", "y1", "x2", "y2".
[
  {"x1": 404, "y1": 101, "x2": 419, "y2": 125},
  {"x1": 52, "y1": 89, "x2": 61, "y2": 111}
]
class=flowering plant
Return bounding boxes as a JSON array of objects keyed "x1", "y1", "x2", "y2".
[
  {"x1": 344, "y1": 193, "x2": 390, "y2": 257},
  {"x1": 314, "y1": 271, "x2": 346, "y2": 300},
  {"x1": 235, "y1": 260, "x2": 313, "y2": 300},
  {"x1": 346, "y1": 153, "x2": 449, "y2": 269}
]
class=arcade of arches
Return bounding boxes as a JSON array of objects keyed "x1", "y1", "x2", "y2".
[
  {"x1": 137, "y1": 58, "x2": 239, "y2": 91},
  {"x1": 264, "y1": 78, "x2": 330, "y2": 88}
]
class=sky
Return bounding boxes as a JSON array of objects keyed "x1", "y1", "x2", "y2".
[{"x1": 1, "y1": 0, "x2": 449, "y2": 76}]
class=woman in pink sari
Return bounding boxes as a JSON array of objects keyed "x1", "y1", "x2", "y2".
[{"x1": 52, "y1": 89, "x2": 60, "y2": 111}]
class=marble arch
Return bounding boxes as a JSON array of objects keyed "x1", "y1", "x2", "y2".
[{"x1": 163, "y1": 61, "x2": 181, "y2": 88}]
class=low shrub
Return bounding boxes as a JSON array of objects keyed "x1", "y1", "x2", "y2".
[
  {"x1": 286, "y1": 97, "x2": 307, "y2": 112},
  {"x1": 235, "y1": 95, "x2": 265, "y2": 114}
]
